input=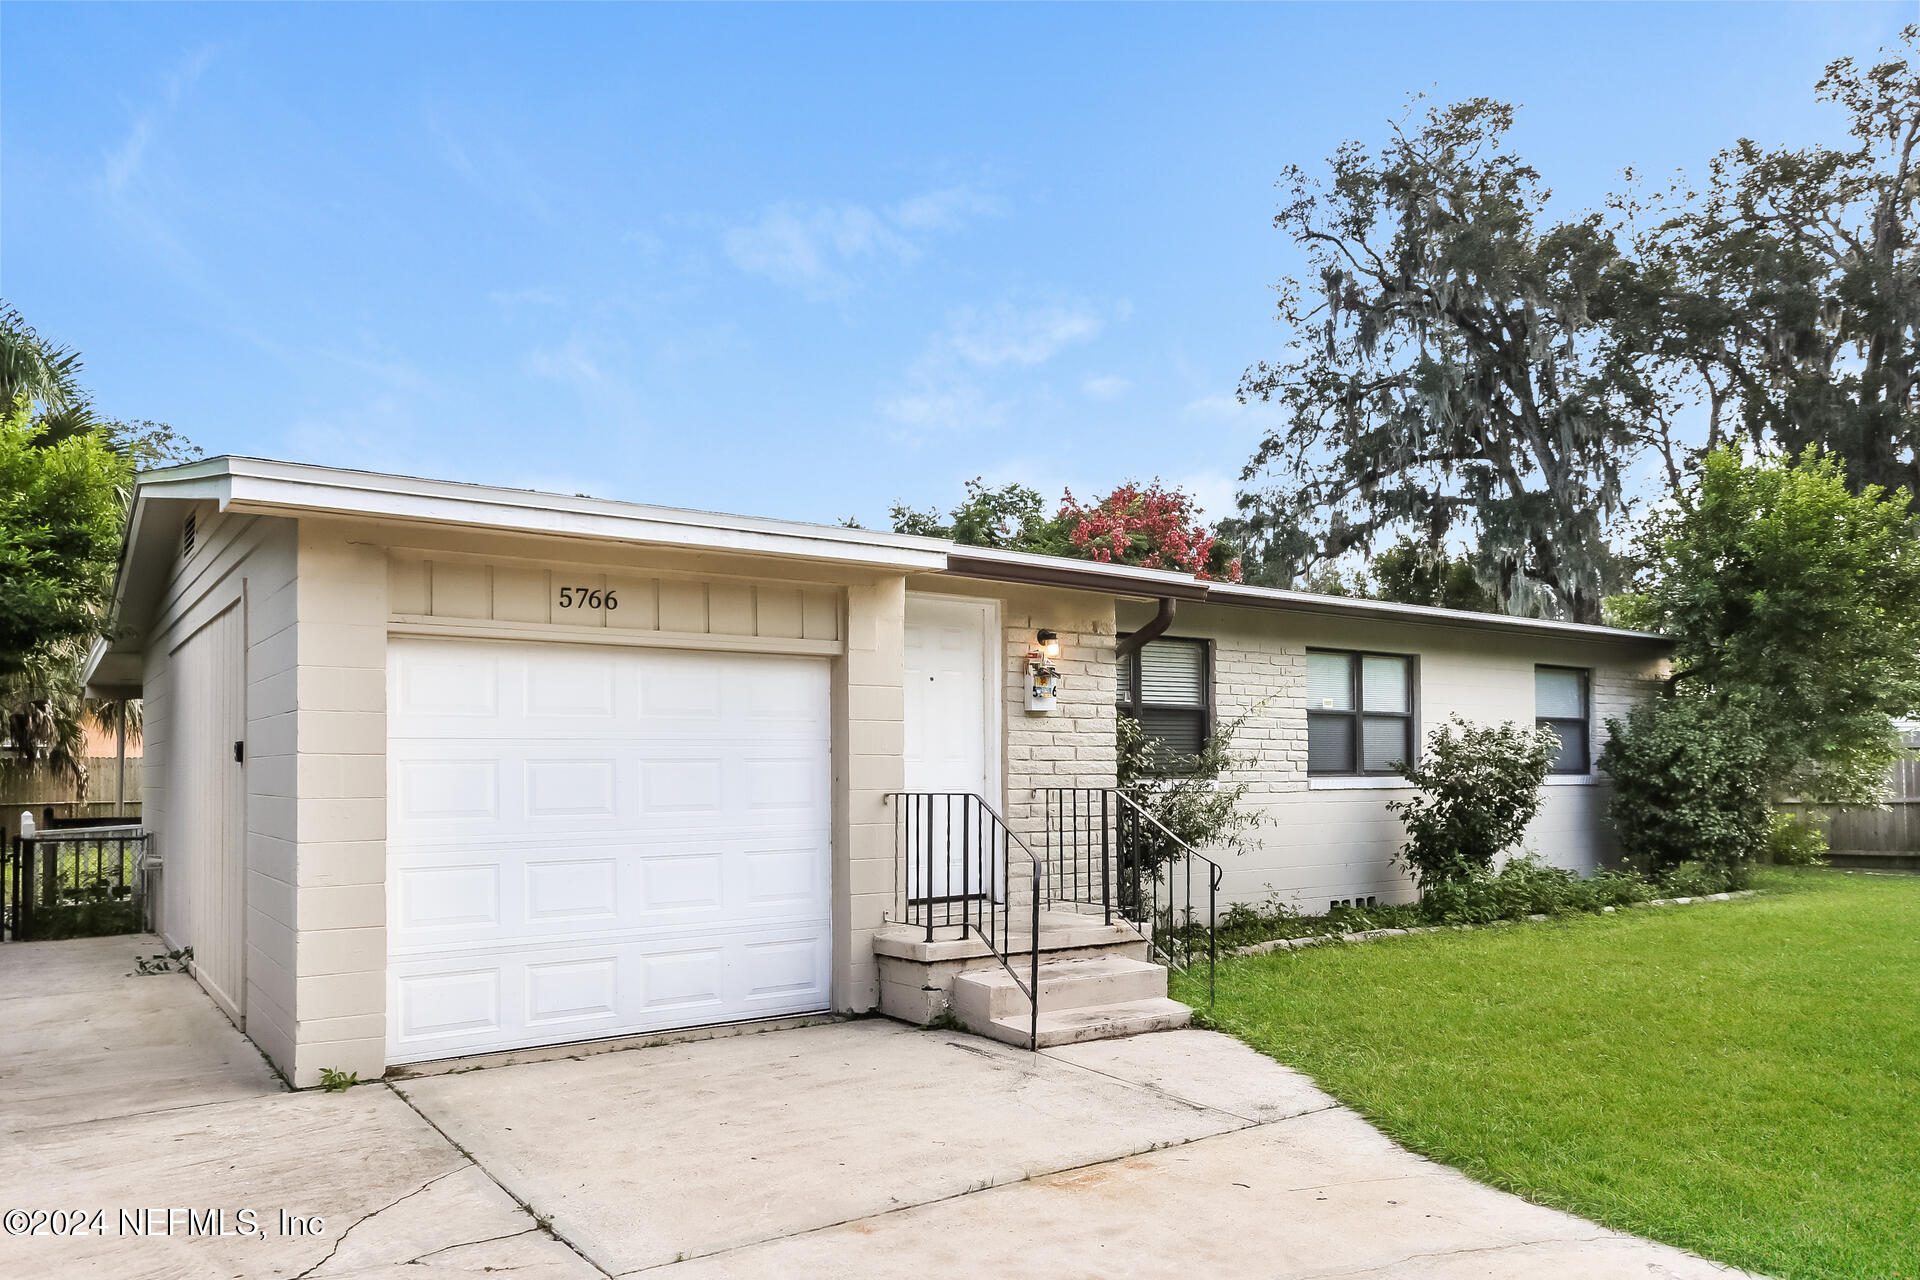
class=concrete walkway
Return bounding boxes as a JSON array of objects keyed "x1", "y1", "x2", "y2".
[{"x1": 1, "y1": 935, "x2": 1751, "y2": 1279}]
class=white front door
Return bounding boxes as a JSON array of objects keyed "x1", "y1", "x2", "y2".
[
  {"x1": 385, "y1": 637, "x2": 833, "y2": 1064},
  {"x1": 903, "y1": 595, "x2": 999, "y2": 901}
]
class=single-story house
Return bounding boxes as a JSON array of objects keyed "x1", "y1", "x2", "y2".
[{"x1": 87, "y1": 456, "x2": 1669, "y2": 1085}]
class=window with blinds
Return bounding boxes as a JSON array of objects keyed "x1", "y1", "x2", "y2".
[
  {"x1": 1117, "y1": 636, "x2": 1211, "y2": 766},
  {"x1": 1307, "y1": 649, "x2": 1415, "y2": 775},
  {"x1": 1535, "y1": 666, "x2": 1590, "y2": 774}
]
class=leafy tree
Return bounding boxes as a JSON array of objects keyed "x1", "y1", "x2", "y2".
[
  {"x1": 892, "y1": 478, "x2": 1242, "y2": 580},
  {"x1": 1614, "y1": 448, "x2": 1920, "y2": 803},
  {"x1": 1058, "y1": 481, "x2": 1239, "y2": 580},
  {"x1": 1368, "y1": 540, "x2": 1498, "y2": 612},
  {"x1": 889, "y1": 479, "x2": 1067, "y2": 552},
  {"x1": 1599, "y1": 694, "x2": 1772, "y2": 877},
  {"x1": 1387, "y1": 716, "x2": 1560, "y2": 889},
  {"x1": 1614, "y1": 27, "x2": 1920, "y2": 505},
  {"x1": 0, "y1": 302, "x2": 89, "y2": 443},
  {"x1": 1236, "y1": 98, "x2": 1642, "y2": 623},
  {"x1": 0, "y1": 304, "x2": 195, "y2": 785},
  {"x1": 0, "y1": 407, "x2": 128, "y2": 673},
  {"x1": 1214, "y1": 505, "x2": 1314, "y2": 588}
]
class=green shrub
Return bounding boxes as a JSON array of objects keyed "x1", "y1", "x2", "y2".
[
  {"x1": 1587, "y1": 869, "x2": 1655, "y2": 908},
  {"x1": 1117, "y1": 709, "x2": 1267, "y2": 879},
  {"x1": 1388, "y1": 716, "x2": 1561, "y2": 889},
  {"x1": 1766, "y1": 812, "x2": 1829, "y2": 866},
  {"x1": 1415, "y1": 855, "x2": 1639, "y2": 925},
  {"x1": 1599, "y1": 695, "x2": 1771, "y2": 875},
  {"x1": 1659, "y1": 860, "x2": 1747, "y2": 897}
]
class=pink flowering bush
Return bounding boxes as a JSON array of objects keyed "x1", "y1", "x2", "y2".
[{"x1": 1058, "y1": 481, "x2": 1242, "y2": 581}]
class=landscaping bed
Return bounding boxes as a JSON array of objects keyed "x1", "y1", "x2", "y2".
[{"x1": 1173, "y1": 869, "x2": 1920, "y2": 1280}]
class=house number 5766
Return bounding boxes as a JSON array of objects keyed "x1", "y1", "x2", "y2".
[{"x1": 557, "y1": 586, "x2": 618, "y2": 610}]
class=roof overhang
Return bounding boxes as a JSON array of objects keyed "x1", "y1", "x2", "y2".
[
  {"x1": 942, "y1": 547, "x2": 1212, "y2": 602},
  {"x1": 1200, "y1": 581, "x2": 1671, "y2": 647},
  {"x1": 85, "y1": 454, "x2": 1669, "y2": 696},
  {"x1": 152, "y1": 456, "x2": 952, "y2": 569},
  {"x1": 85, "y1": 456, "x2": 951, "y2": 695}
]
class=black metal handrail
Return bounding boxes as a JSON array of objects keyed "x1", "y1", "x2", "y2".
[
  {"x1": 1039, "y1": 787, "x2": 1223, "y2": 1003},
  {"x1": 4, "y1": 827, "x2": 151, "y2": 942},
  {"x1": 886, "y1": 792, "x2": 1044, "y2": 1050}
]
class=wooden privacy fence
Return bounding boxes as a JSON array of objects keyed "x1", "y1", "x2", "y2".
[
  {"x1": 1781, "y1": 731, "x2": 1920, "y2": 868},
  {"x1": 2, "y1": 827, "x2": 150, "y2": 941}
]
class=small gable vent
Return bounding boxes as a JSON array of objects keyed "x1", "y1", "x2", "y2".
[{"x1": 182, "y1": 510, "x2": 197, "y2": 559}]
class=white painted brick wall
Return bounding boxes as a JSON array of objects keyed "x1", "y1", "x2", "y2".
[
  {"x1": 995, "y1": 589, "x2": 1118, "y2": 841},
  {"x1": 1116, "y1": 600, "x2": 1670, "y2": 913}
]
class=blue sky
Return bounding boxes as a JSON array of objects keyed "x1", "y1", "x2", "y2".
[{"x1": 3, "y1": 3, "x2": 1909, "y2": 528}]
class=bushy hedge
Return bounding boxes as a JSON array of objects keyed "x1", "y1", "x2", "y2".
[
  {"x1": 1599, "y1": 695, "x2": 1771, "y2": 876},
  {"x1": 1388, "y1": 716, "x2": 1560, "y2": 888},
  {"x1": 1203, "y1": 856, "x2": 1746, "y2": 950},
  {"x1": 1766, "y1": 813, "x2": 1829, "y2": 866},
  {"x1": 1419, "y1": 856, "x2": 1656, "y2": 924}
]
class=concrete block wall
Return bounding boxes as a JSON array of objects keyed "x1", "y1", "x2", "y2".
[
  {"x1": 288, "y1": 520, "x2": 390, "y2": 1087},
  {"x1": 834, "y1": 576, "x2": 907, "y2": 1013},
  {"x1": 133, "y1": 507, "x2": 302, "y2": 1077},
  {"x1": 239, "y1": 522, "x2": 299, "y2": 1076}
]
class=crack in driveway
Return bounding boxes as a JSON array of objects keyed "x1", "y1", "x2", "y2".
[
  {"x1": 290, "y1": 1165, "x2": 465, "y2": 1280},
  {"x1": 385, "y1": 1081, "x2": 616, "y2": 1279}
]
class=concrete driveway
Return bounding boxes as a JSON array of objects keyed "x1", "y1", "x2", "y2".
[{"x1": 2, "y1": 936, "x2": 1750, "y2": 1279}]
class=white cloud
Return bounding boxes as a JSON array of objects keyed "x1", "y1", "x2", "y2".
[
  {"x1": 889, "y1": 184, "x2": 1005, "y2": 231},
  {"x1": 526, "y1": 334, "x2": 644, "y2": 425},
  {"x1": 722, "y1": 204, "x2": 915, "y2": 295},
  {"x1": 723, "y1": 183, "x2": 1001, "y2": 297},
  {"x1": 947, "y1": 302, "x2": 1103, "y2": 368},
  {"x1": 879, "y1": 381, "x2": 1006, "y2": 436},
  {"x1": 1081, "y1": 375, "x2": 1133, "y2": 401},
  {"x1": 100, "y1": 44, "x2": 215, "y2": 199}
]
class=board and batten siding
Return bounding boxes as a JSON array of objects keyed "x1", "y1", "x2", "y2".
[
  {"x1": 138, "y1": 506, "x2": 301, "y2": 1075},
  {"x1": 385, "y1": 552, "x2": 841, "y2": 649}
]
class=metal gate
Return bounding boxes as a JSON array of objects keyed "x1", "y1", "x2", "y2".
[{"x1": 2, "y1": 827, "x2": 150, "y2": 941}]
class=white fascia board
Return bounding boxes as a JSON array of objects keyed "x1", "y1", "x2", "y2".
[
  {"x1": 1203, "y1": 581, "x2": 1669, "y2": 646},
  {"x1": 945, "y1": 543, "x2": 1207, "y2": 593},
  {"x1": 196, "y1": 457, "x2": 948, "y2": 571}
]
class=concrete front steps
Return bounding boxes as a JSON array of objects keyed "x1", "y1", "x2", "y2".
[
  {"x1": 874, "y1": 907, "x2": 1190, "y2": 1046},
  {"x1": 950, "y1": 954, "x2": 1190, "y2": 1048}
]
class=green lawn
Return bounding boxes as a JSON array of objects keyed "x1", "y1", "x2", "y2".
[{"x1": 1172, "y1": 870, "x2": 1920, "y2": 1280}]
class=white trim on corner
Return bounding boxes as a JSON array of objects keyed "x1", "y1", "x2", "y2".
[
  {"x1": 1307, "y1": 775, "x2": 1414, "y2": 792},
  {"x1": 1543, "y1": 773, "x2": 1601, "y2": 787}
]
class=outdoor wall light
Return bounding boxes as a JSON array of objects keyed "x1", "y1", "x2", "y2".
[{"x1": 1036, "y1": 628, "x2": 1060, "y2": 658}]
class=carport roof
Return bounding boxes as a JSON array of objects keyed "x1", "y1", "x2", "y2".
[{"x1": 87, "y1": 455, "x2": 1667, "y2": 696}]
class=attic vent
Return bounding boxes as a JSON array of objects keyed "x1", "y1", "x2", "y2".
[{"x1": 182, "y1": 511, "x2": 196, "y2": 559}]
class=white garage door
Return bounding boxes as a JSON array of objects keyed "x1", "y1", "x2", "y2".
[{"x1": 385, "y1": 637, "x2": 832, "y2": 1063}]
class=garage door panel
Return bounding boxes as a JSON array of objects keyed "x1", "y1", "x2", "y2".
[
  {"x1": 392, "y1": 840, "x2": 828, "y2": 952},
  {"x1": 387, "y1": 638, "x2": 832, "y2": 1063},
  {"x1": 388, "y1": 928, "x2": 831, "y2": 1060},
  {"x1": 389, "y1": 748, "x2": 826, "y2": 841}
]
